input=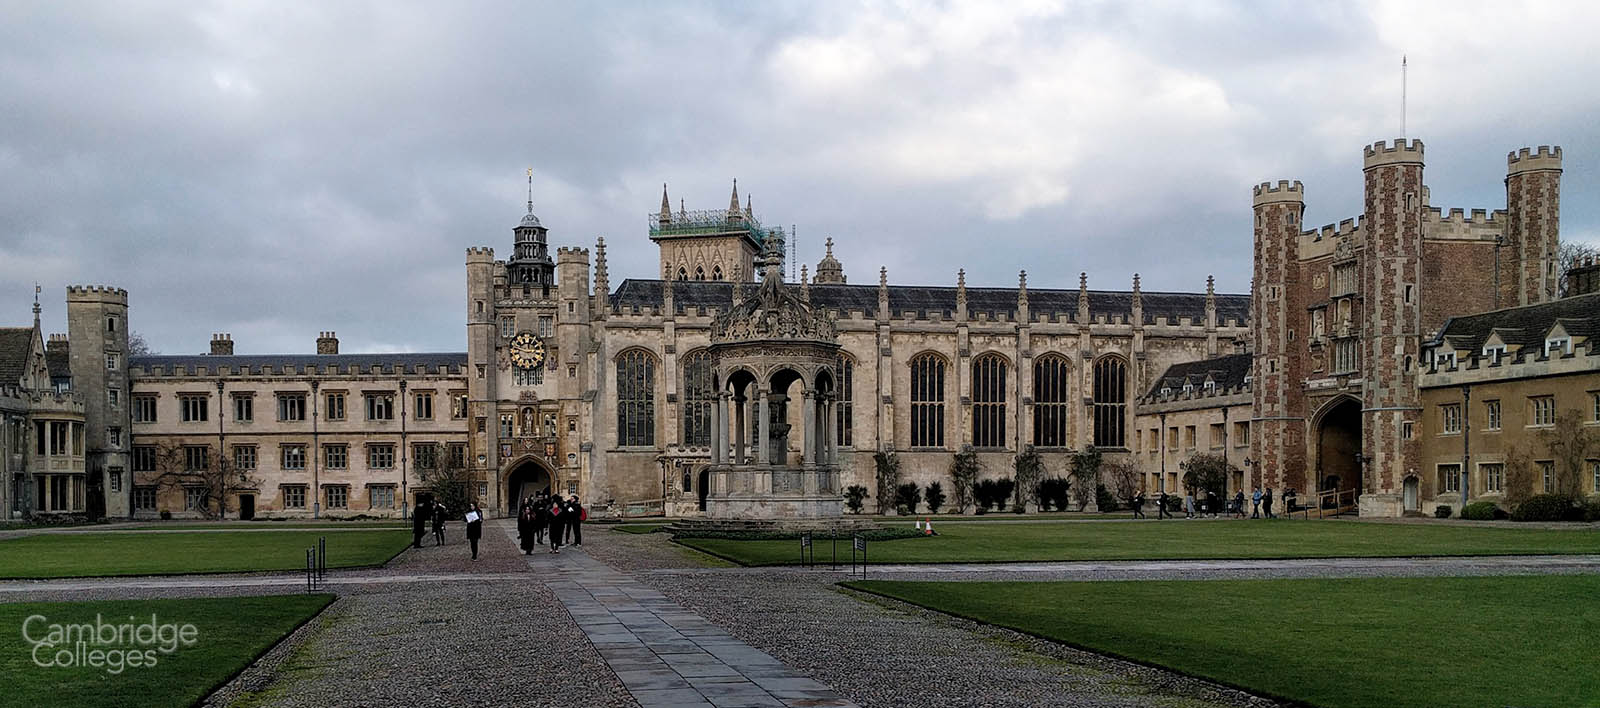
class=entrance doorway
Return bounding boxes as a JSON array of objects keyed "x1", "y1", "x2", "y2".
[
  {"x1": 1403, "y1": 477, "x2": 1420, "y2": 514},
  {"x1": 506, "y1": 461, "x2": 552, "y2": 514},
  {"x1": 239, "y1": 494, "x2": 255, "y2": 520},
  {"x1": 1315, "y1": 398, "x2": 1363, "y2": 506},
  {"x1": 697, "y1": 468, "x2": 710, "y2": 512}
]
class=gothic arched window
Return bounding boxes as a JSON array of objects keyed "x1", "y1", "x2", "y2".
[
  {"x1": 695, "y1": 267, "x2": 706, "y2": 280},
  {"x1": 910, "y1": 353, "x2": 946, "y2": 447},
  {"x1": 711, "y1": 265, "x2": 723, "y2": 281},
  {"x1": 616, "y1": 349, "x2": 656, "y2": 447},
  {"x1": 676, "y1": 267, "x2": 687, "y2": 281},
  {"x1": 1092, "y1": 356, "x2": 1127, "y2": 448},
  {"x1": 972, "y1": 354, "x2": 1007, "y2": 448},
  {"x1": 681, "y1": 350, "x2": 713, "y2": 448},
  {"x1": 836, "y1": 355, "x2": 854, "y2": 448},
  {"x1": 1032, "y1": 354, "x2": 1071, "y2": 447}
]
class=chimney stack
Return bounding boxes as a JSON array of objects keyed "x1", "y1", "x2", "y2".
[
  {"x1": 317, "y1": 331, "x2": 339, "y2": 355},
  {"x1": 46, "y1": 333, "x2": 69, "y2": 355},
  {"x1": 210, "y1": 333, "x2": 233, "y2": 356}
]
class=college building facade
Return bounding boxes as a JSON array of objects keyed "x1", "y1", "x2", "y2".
[{"x1": 7, "y1": 139, "x2": 1594, "y2": 521}]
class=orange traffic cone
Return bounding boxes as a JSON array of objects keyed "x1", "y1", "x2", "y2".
[{"x1": 923, "y1": 518, "x2": 934, "y2": 535}]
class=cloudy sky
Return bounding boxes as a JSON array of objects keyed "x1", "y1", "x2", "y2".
[{"x1": 3, "y1": 1, "x2": 1597, "y2": 354}]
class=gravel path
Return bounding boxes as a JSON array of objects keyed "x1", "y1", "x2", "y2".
[
  {"x1": 592, "y1": 529, "x2": 1269, "y2": 708},
  {"x1": 203, "y1": 520, "x2": 637, "y2": 708}
]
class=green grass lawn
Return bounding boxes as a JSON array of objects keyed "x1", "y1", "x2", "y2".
[
  {"x1": 677, "y1": 519, "x2": 1600, "y2": 566},
  {"x1": 2, "y1": 594, "x2": 332, "y2": 708},
  {"x1": 0, "y1": 530, "x2": 412, "y2": 578},
  {"x1": 118, "y1": 521, "x2": 407, "y2": 530},
  {"x1": 849, "y1": 576, "x2": 1600, "y2": 707}
]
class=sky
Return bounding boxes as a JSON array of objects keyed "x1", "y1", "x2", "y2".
[{"x1": 3, "y1": 1, "x2": 1597, "y2": 355}]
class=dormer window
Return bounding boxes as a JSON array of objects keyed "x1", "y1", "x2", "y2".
[
  {"x1": 1436, "y1": 350, "x2": 1457, "y2": 369},
  {"x1": 1182, "y1": 383, "x2": 1194, "y2": 395},
  {"x1": 1204, "y1": 380, "x2": 1216, "y2": 393},
  {"x1": 1545, "y1": 337, "x2": 1571, "y2": 357},
  {"x1": 1160, "y1": 387, "x2": 1172, "y2": 397},
  {"x1": 1483, "y1": 345, "x2": 1506, "y2": 365}
]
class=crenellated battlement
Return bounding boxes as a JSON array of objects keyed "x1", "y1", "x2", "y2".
[
  {"x1": 1422, "y1": 206, "x2": 1506, "y2": 242},
  {"x1": 1306, "y1": 217, "x2": 1363, "y2": 242},
  {"x1": 556, "y1": 246, "x2": 590, "y2": 263},
  {"x1": 1252, "y1": 180, "x2": 1304, "y2": 207},
  {"x1": 1362, "y1": 138, "x2": 1424, "y2": 169},
  {"x1": 65, "y1": 285, "x2": 128, "y2": 303},
  {"x1": 1507, "y1": 145, "x2": 1562, "y2": 175},
  {"x1": 465, "y1": 246, "x2": 495, "y2": 262}
]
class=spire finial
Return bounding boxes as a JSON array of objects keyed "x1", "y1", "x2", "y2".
[
  {"x1": 746, "y1": 193, "x2": 753, "y2": 216},
  {"x1": 526, "y1": 168, "x2": 534, "y2": 215},
  {"x1": 1079, "y1": 272, "x2": 1088, "y2": 290},
  {"x1": 679, "y1": 199, "x2": 685, "y2": 217},
  {"x1": 957, "y1": 268, "x2": 965, "y2": 288},
  {"x1": 1133, "y1": 273, "x2": 1141, "y2": 291},
  {"x1": 659, "y1": 182, "x2": 671, "y2": 219},
  {"x1": 32, "y1": 283, "x2": 41, "y2": 325},
  {"x1": 1206, "y1": 275, "x2": 1215, "y2": 295},
  {"x1": 825, "y1": 237, "x2": 834, "y2": 256},
  {"x1": 879, "y1": 266, "x2": 888, "y2": 288},
  {"x1": 729, "y1": 178, "x2": 740, "y2": 213}
]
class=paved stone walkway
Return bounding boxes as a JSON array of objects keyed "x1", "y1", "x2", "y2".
[{"x1": 515, "y1": 528, "x2": 858, "y2": 708}]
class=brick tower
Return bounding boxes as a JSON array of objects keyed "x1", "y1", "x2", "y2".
[
  {"x1": 1357, "y1": 139, "x2": 1425, "y2": 516},
  {"x1": 1250, "y1": 180, "x2": 1306, "y2": 491},
  {"x1": 66, "y1": 285, "x2": 131, "y2": 519},
  {"x1": 1502, "y1": 146, "x2": 1562, "y2": 306}
]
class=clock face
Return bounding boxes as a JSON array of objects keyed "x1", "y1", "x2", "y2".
[{"x1": 509, "y1": 331, "x2": 545, "y2": 370}]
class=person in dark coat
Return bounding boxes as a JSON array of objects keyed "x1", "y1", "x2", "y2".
[
  {"x1": 433, "y1": 501, "x2": 447, "y2": 545},
  {"x1": 466, "y1": 503, "x2": 484, "y2": 560},
  {"x1": 517, "y1": 504, "x2": 536, "y2": 555},
  {"x1": 411, "y1": 500, "x2": 430, "y2": 548},
  {"x1": 1263, "y1": 487, "x2": 1275, "y2": 519},
  {"x1": 1157, "y1": 491, "x2": 1170, "y2": 520},
  {"x1": 1131, "y1": 490, "x2": 1146, "y2": 519},
  {"x1": 569, "y1": 496, "x2": 584, "y2": 547},
  {"x1": 548, "y1": 496, "x2": 565, "y2": 553},
  {"x1": 533, "y1": 492, "x2": 549, "y2": 545},
  {"x1": 1233, "y1": 490, "x2": 1246, "y2": 519}
]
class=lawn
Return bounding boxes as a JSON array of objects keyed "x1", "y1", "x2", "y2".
[
  {"x1": 2, "y1": 594, "x2": 333, "y2": 708},
  {"x1": 0, "y1": 530, "x2": 412, "y2": 578},
  {"x1": 848, "y1": 576, "x2": 1600, "y2": 707},
  {"x1": 677, "y1": 519, "x2": 1600, "y2": 566},
  {"x1": 611, "y1": 523, "x2": 668, "y2": 534}
]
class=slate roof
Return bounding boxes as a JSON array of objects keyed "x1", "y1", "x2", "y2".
[
  {"x1": 0, "y1": 327, "x2": 35, "y2": 387},
  {"x1": 45, "y1": 348, "x2": 71, "y2": 382},
  {"x1": 1428, "y1": 292, "x2": 1600, "y2": 358},
  {"x1": 611, "y1": 279, "x2": 1249, "y2": 324},
  {"x1": 1144, "y1": 353, "x2": 1253, "y2": 399},
  {"x1": 130, "y1": 352, "x2": 468, "y2": 377}
]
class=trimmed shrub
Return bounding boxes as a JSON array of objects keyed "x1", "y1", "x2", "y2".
[
  {"x1": 894, "y1": 483, "x2": 922, "y2": 514},
  {"x1": 843, "y1": 485, "x2": 868, "y2": 514},
  {"x1": 1095, "y1": 483, "x2": 1118, "y2": 512},
  {"x1": 993, "y1": 479, "x2": 1016, "y2": 512},
  {"x1": 1586, "y1": 497, "x2": 1600, "y2": 523},
  {"x1": 925, "y1": 482, "x2": 946, "y2": 514},
  {"x1": 974, "y1": 479, "x2": 999, "y2": 512},
  {"x1": 1433, "y1": 505, "x2": 1453, "y2": 519},
  {"x1": 1512, "y1": 494, "x2": 1582, "y2": 522},
  {"x1": 1037, "y1": 478, "x2": 1071, "y2": 512},
  {"x1": 1460, "y1": 501, "x2": 1501, "y2": 521}
]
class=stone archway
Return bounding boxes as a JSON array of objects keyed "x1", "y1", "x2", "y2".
[
  {"x1": 505, "y1": 459, "x2": 553, "y2": 516},
  {"x1": 1314, "y1": 397, "x2": 1363, "y2": 505}
]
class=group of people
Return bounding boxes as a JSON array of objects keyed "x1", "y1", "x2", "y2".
[
  {"x1": 410, "y1": 499, "x2": 488, "y2": 560},
  {"x1": 517, "y1": 491, "x2": 586, "y2": 554},
  {"x1": 1127, "y1": 487, "x2": 1277, "y2": 520}
]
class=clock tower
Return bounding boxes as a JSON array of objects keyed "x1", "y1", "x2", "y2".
[{"x1": 464, "y1": 178, "x2": 575, "y2": 516}]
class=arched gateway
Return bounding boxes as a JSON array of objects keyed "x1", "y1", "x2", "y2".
[
  {"x1": 702, "y1": 244, "x2": 843, "y2": 521},
  {"x1": 505, "y1": 459, "x2": 553, "y2": 514}
]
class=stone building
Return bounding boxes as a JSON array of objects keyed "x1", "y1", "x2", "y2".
[
  {"x1": 126, "y1": 333, "x2": 468, "y2": 518},
  {"x1": 55, "y1": 137, "x2": 1586, "y2": 521},
  {"x1": 1251, "y1": 140, "x2": 1565, "y2": 516},
  {"x1": 2, "y1": 290, "x2": 107, "y2": 519},
  {"x1": 1415, "y1": 292, "x2": 1600, "y2": 515},
  {"x1": 1132, "y1": 352, "x2": 1253, "y2": 498}
]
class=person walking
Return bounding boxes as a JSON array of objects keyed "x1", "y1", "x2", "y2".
[
  {"x1": 1131, "y1": 490, "x2": 1146, "y2": 519},
  {"x1": 548, "y1": 496, "x2": 565, "y2": 553},
  {"x1": 1263, "y1": 487, "x2": 1275, "y2": 519},
  {"x1": 1157, "y1": 491, "x2": 1170, "y2": 520},
  {"x1": 1251, "y1": 487, "x2": 1262, "y2": 519},
  {"x1": 1233, "y1": 489, "x2": 1246, "y2": 519},
  {"x1": 569, "y1": 496, "x2": 585, "y2": 548},
  {"x1": 517, "y1": 503, "x2": 537, "y2": 555},
  {"x1": 465, "y1": 503, "x2": 484, "y2": 560},
  {"x1": 1183, "y1": 490, "x2": 1196, "y2": 519},
  {"x1": 432, "y1": 501, "x2": 447, "y2": 546},
  {"x1": 412, "y1": 499, "x2": 430, "y2": 549},
  {"x1": 533, "y1": 492, "x2": 549, "y2": 546}
]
